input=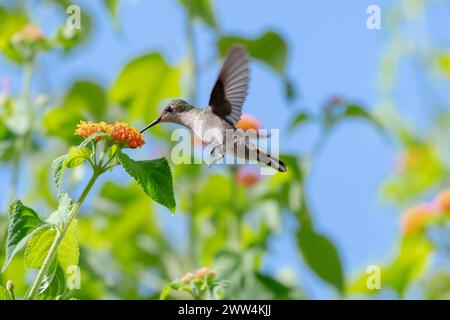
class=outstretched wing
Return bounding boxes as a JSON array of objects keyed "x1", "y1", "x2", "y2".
[{"x1": 209, "y1": 45, "x2": 249, "y2": 126}]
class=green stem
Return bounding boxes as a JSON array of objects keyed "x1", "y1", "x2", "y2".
[{"x1": 25, "y1": 171, "x2": 100, "y2": 300}]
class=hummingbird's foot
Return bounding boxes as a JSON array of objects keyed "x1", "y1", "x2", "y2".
[{"x1": 208, "y1": 153, "x2": 224, "y2": 168}]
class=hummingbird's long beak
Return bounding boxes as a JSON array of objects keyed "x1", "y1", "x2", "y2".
[{"x1": 140, "y1": 114, "x2": 163, "y2": 134}]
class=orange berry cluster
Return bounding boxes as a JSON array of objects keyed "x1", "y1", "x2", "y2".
[
  {"x1": 74, "y1": 121, "x2": 145, "y2": 149},
  {"x1": 401, "y1": 188, "x2": 450, "y2": 234}
]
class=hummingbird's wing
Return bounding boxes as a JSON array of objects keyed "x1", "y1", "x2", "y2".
[{"x1": 209, "y1": 45, "x2": 249, "y2": 126}]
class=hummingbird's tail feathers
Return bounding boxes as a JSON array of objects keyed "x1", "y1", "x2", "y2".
[{"x1": 256, "y1": 150, "x2": 287, "y2": 173}]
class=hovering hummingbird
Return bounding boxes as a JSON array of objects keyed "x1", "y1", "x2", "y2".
[{"x1": 140, "y1": 45, "x2": 287, "y2": 172}]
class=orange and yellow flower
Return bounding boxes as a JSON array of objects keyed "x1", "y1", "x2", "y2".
[
  {"x1": 74, "y1": 121, "x2": 145, "y2": 149},
  {"x1": 236, "y1": 167, "x2": 261, "y2": 187},
  {"x1": 75, "y1": 121, "x2": 111, "y2": 139},
  {"x1": 401, "y1": 204, "x2": 436, "y2": 235},
  {"x1": 236, "y1": 114, "x2": 260, "y2": 131},
  {"x1": 110, "y1": 122, "x2": 145, "y2": 149},
  {"x1": 434, "y1": 188, "x2": 450, "y2": 214}
]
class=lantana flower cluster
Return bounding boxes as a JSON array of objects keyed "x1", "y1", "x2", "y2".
[
  {"x1": 181, "y1": 267, "x2": 217, "y2": 283},
  {"x1": 401, "y1": 188, "x2": 450, "y2": 234},
  {"x1": 75, "y1": 120, "x2": 145, "y2": 149}
]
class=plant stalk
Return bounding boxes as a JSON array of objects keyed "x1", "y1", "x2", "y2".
[{"x1": 25, "y1": 171, "x2": 100, "y2": 300}]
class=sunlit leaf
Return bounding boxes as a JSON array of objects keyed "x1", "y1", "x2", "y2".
[
  {"x1": 24, "y1": 220, "x2": 79, "y2": 271},
  {"x1": 24, "y1": 226, "x2": 57, "y2": 269},
  {"x1": 118, "y1": 151, "x2": 176, "y2": 212},
  {"x1": 57, "y1": 220, "x2": 80, "y2": 271},
  {"x1": 2, "y1": 200, "x2": 46, "y2": 272}
]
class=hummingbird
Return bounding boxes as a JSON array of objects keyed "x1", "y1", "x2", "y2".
[{"x1": 140, "y1": 45, "x2": 287, "y2": 172}]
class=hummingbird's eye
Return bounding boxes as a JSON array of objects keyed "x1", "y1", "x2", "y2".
[{"x1": 165, "y1": 106, "x2": 173, "y2": 112}]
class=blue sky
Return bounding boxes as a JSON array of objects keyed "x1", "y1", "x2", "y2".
[{"x1": 1, "y1": 0, "x2": 449, "y2": 298}]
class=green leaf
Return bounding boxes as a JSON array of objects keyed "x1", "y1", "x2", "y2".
[
  {"x1": 255, "y1": 272, "x2": 293, "y2": 300},
  {"x1": 43, "y1": 107, "x2": 83, "y2": 145},
  {"x1": 103, "y1": 0, "x2": 121, "y2": 27},
  {"x1": 349, "y1": 234, "x2": 432, "y2": 297},
  {"x1": 37, "y1": 262, "x2": 67, "y2": 300},
  {"x1": 43, "y1": 80, "x2": 106, "y2": 144},
  {"x1": 57, "y1": 220, "x2": 80, "y2": 271},
  {"x1": 2, "y1": 200, "x2": 45, "y2": 272},
  {"x1": 24, "y1": 220, "x2": 79, "y2": 271},
  {"x1": 24, "y1": 226, "x2": 57, "y2": 269},
  {"x1": 63, "y1": 81, "x2": 107, "y2": 119},
  {"x1": 0, "y1": 285, "x2": 11, "y2": 300},
  {"x1": 218, "y1": 31, "x2": 288, "y2": 76},
  {"x1": 425, "y1": 270, "x2": 450, "y2": 300},
  {"x1": 52, "y1": 154, "x2": 68, "y2": 194},
  {"x1": 43, "y1": 80, "x2": 107, "y2": 144},
  {"x1": 288, "y1": 112, "x2": 311, "y2": 132},
  {"x1": 47, "y1": 193, "x2": 73, "y2": 226},
  {"x1": 159, "y1": 285, "x2": 172, "y2": 300},
  {"x1": 110, "y1": 53, "x2": 181, "y2": 124},
  {"x1": 0, "y1": 6, "x2": 29, "y2": 63},
  {"x1": 78, "y1": 131, "x2": 109, "y2": 149},
  {"x1": 384, "y1": 234, "x2": 432, "y2": 297},
  {"x1": 178, "y1": 0, "x2": 217, "y2": 28},
  {"x1": 297, "y1": 225, "x2": 344, "y2": 294},
  {"x1": 54, "y1": 10, "x2": 92, "y2": 52},
  {"x1": 118, "y1": 151, "x2": 176, "y2": 212},
  {"x1": 65, "y1": 146, "x2": 90, "y2": 169},
  {"x1": 324, "y1": 103, "x2": 383, "y2": 132}
]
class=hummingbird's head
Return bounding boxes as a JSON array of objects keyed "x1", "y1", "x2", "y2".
[{"x1": 140, "y1": 99, "x2": 193, "y2": 133}]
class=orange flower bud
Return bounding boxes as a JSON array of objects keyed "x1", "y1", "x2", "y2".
[
  {"x1": 236, "y1": 114, "x2": 260, "y2": 131},
  {"x1": 401, "y1": 204, "x2": 436, "y2": 235},
  {"x1": 435, "y1": 189, "x2": 450, "y2": 214},
  {"x1": 236, "y1": 167, "x2": 261, "y2": 187}
]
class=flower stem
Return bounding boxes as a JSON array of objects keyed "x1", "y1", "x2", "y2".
[{"x1": 25, "y1": 170, "x2": 100, "y2": 300}]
